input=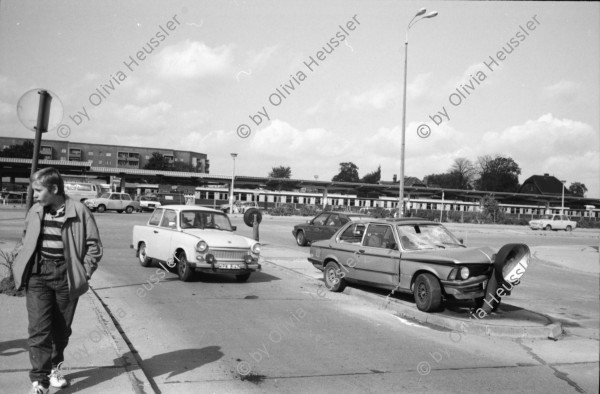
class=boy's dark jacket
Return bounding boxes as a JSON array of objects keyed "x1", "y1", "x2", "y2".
[{"x1": 13, "y1": 196, "x2": 103, "y2": 300}]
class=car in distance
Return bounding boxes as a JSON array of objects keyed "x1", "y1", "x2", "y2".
[
  {"x1": 84, "y1": 192, "x2": 140, "y2": 213},
  {"x1": 308, "y1": 217, "x2": 530, "y2": 313},
  {"x1": 156, "y1": 192, "x2": 186, "y2": 206},
  {"x1": 292, "y1": 211, "x2": 370, "y2": 246},
  {"x1": 136, "y1": 195, "x2": 161, "y2": 212},
  {"x1": 64, "y1": 182, "x2": 102, "y2": 203},
  {"x1": 131, "y1": 205, "x2": 261, "y2": 282},
  {"x1": 529, "y1": 214, "x2": 577, "y2": 231}
]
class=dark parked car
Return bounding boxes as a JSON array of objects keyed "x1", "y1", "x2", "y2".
[
  {"x1": 292, "y1": 211, "x2": 370, "y2": 246},
  {"x1": 308, "y1": 217, "x2": 530, "y2": 313},
  {"x1": 156, "y1": 192, "x2": 186, "y2": 206}
]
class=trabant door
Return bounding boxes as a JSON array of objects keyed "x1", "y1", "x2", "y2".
[
  {"x1": 353, "y1": 223, "x2": 400, "y2": 286},
  {"x1": 154, "y1": 209, "x2": 177, "y2": 262},
  {"x1": 108, "y1": 194, "x2": 121, "y2": 210}
]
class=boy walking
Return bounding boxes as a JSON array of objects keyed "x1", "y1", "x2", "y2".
[{"x1": 13, "y1": 168, "x2": 103, "y2": 393}]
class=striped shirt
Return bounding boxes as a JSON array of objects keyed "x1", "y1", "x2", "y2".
[{"x1": 40, "y1": 204, "x2": 67, "y2": 260}]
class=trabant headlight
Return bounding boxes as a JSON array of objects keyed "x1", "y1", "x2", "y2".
[
  {"x1": 460, "y1": 267, "x2": 470, "y2": 280},
  {"x1": 196, "y1": 240, "x2": 208, "y2": 253},
  {"x1": 251, "y1": 243, "x2": 261, "y2": 255}
]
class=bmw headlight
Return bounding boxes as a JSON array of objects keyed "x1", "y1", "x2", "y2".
[
  {"x1": 460, "y1": 266, "x2": 470, "y2": 280},
  {"x1": 251, "y1": 243, "x2": 261, "y2": 254},
  {"x1": 196, "y1": 240, "x2": 208, "y2": 253}
]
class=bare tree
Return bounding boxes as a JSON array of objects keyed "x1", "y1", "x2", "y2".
[{"x1": 449, "y1": 157, "x2": 476, "y2": 189}]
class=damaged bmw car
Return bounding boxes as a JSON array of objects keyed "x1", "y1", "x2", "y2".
[{"x1": 308, "y1": 217, "x2": 530, "y2": 313}]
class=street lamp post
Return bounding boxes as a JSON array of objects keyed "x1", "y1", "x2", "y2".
[
  {"x1": 398, "y1": 8, "x2": 438, "y2": 217},
  {"x1": 229, "y1": 153, "x2": 238, "y2": 214}
]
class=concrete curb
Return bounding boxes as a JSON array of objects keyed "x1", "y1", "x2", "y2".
[
  {"x1": 341, "y1": 286, "x2": 563, "y2": 340},
  {"x1": 263, "y1": 259, "x2": 563, "y2": 340},
  {"x1": 86, "y1": 287, "x2": 154, "y2": 394}
]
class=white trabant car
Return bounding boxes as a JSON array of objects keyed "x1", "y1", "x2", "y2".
[
  {"x1": 131, "y1": 205, "x2": 261, "y2": 282},
  {"x1": 529, "y1": 214, "x2": 577, "y2": 231}
]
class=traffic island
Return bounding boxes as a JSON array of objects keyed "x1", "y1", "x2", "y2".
[{"x1": 339, "y1": 285, "x2": 563, "y2": 340}]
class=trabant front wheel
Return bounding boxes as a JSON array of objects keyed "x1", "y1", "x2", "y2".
[
  {"x1": 138, "y1": 242, "x2": 151, "y2": 267},
  {"x1": 126, "y1": 206, "x2": 133, "y2": 214},
  {"x1": 324, "y1": 262, "x2": 346, "y2": 292},
  {"x1": 413, "y1": 273, "x2": 442, "y2": 312},
  {"x1": 177, "y1": 252, "x2": 194, "y2": 282}
]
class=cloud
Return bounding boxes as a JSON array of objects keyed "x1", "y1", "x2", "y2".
[
  {"x1": 541, "y1": 80, "x2": 580, "y2": 102},
  {"x1": 116, "y1": 101, "x2": 172, "y2": 124},
  {"x1": 404, "y1": 113, "x2": 599, "y2": 195},
  {"x1": 247, "y1": 45, "x2": 279, "y2": 69},
  {"x1": 338, "y1": 84, "x2": 399, "y2": 111},
  {"x1": 155, "y1": 40, "x2": 234, "y2": 78},
  {"x1": 407, "y1": 72, "x2": 433, "y2": 101},
  {"x1": 135, "y1": 87, "x2": 161, "y2": 102}
]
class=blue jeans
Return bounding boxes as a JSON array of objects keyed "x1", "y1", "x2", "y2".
[{"x1": 26, "y1": 260, "x2": 78, "y2": 386}]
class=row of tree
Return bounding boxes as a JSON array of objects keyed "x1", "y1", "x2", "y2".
[
  {"x1": 267, "y1": 156, "x2": 588, "y2": 196},
  {"x1": 422, "y1": 156, "x2": 587, "y2": 196}
]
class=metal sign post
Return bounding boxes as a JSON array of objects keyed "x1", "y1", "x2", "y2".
[{"x1": 25, "y1": 90, "x2": 52, "y2": 210}]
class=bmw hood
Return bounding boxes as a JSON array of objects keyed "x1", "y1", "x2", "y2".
[
  {"x1": 402, "y1": 246, "x2": 495, "y2": 265},
  {"x1": 181, "y1": 229, "x2": 255, "y2": 248}
]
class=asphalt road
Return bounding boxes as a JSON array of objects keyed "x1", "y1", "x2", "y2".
[{"x1": 1, "y1": 209, "x2": 598, "y2": 393}]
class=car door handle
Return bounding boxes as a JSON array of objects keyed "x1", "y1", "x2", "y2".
[
  {"x1": 154, "y1": 230, "x2": 159, "y2": 233},
  {"x1": 358, "y1": 249, "x2": 365, "y2": 253}
]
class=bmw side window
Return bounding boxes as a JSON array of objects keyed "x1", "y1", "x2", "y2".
[
  {"x1": 148, "y1": 209, "x2": 163, "y2": 226},
  {"x1": 339, "y1": 224, "x2": 365, "y2": 244},
  {"x1": 363, "y1": 224, "x2": 395, "y2": 249}
]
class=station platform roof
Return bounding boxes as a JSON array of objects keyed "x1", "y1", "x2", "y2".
[{"x1": 1, "y1": 157, "x2": 598, "y2": 209}]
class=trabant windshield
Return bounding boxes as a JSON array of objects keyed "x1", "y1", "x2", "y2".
[
  {"x1": 396, "y1": 224, "x2": 462, "y2": 250},
  {"x1": 99, "y1": 193, "x2": 110, "y2": 199},
  {"x1": 180, "y1": 211, "x2": 233, "y2": 231},
  {"x1": 540, "y1": 215, "x2": 553, "y2": 220}
]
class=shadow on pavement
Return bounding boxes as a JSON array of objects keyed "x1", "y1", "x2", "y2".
[
  {"x1": 60, "y1": 346, "x2": 223, "y2": 393},
  {"x1": 0, "y1": 338, "x2": 28, "y2": 357}
]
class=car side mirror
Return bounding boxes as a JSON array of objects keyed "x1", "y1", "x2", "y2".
[
  {"x1": 232, "y1": 225, "x2": 237, "y2": 231},
  {"x1": 458, "y1": 238, "x2": 464, "y2": 244}
]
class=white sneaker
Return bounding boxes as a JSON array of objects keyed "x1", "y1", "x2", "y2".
[
  {"x1": 49, "y1": 362, "x2": 69, "y2": 388},
  {"x1": 29, "y1": 381, "x2": 49, "y2": 394}
]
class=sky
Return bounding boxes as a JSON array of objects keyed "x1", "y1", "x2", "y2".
[{"x1": 1, "y1": 0, "x2": 599, "y2": 197}]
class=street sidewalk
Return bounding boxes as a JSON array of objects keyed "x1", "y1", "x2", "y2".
[{"x1": 0, "y1": 242, "x2": 150, "y2": 394}]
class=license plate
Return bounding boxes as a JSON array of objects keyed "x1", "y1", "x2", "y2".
[{"x1": 218, "y1": 264, "x2": 241, "y2": 269}]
